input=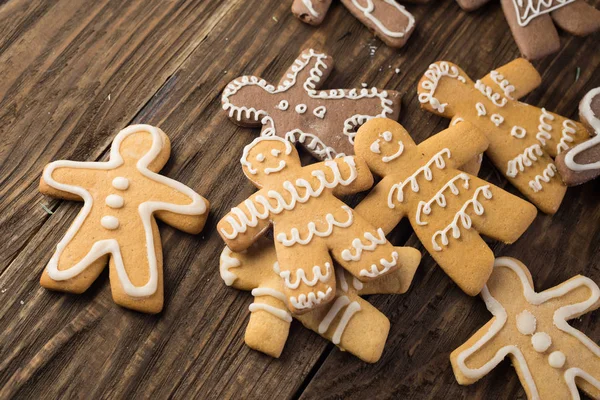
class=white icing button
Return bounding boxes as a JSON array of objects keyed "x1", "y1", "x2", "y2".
[
  {"x1": 295, "y1": 104, "x2": 307, "y2": 114},
  {"x1": 531, "y1": 332, "x2": 552, "y2": 353},
  {"x1": 105, "y1": 194, "x2": 124, "y2": 209},
  {"x1": 548, "y1": 351, "x2": 566, "y2": 368},
  {"x1": 101, "y1": 216, "x2": 119, "y2": 230},
  {"x1": 112, "y1": 177, "x2": 129, "y2": 190},
  {"x1": 276, "y1": 100, "x2": 289, "y2": 111},
  {"x1": 516, "y1": 310, "x2": 536, "y2": 335}
]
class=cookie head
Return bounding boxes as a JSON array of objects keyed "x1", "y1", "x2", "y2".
[
  {"x1": 112, "y1": 125, "x2": 170, "y2": 172},
  {"x1": 241, "y1": 136, "x2": 297, "y2": 183},
  {"x1": 355, "y1": 118, "x2": 416, "y2": 176}
]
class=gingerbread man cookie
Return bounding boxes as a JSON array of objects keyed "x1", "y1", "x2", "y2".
[
  {"x1": 555, "y1": 87, "x2": 600, "y2": 186},
  {"x1": 217, "y1": 135, "x2": 417, "y2": 314},
  {"x1": 220, "y1": 238, "x2": 421, "y2": 362},
  {"x1": 354, "y1": 118, "x2": 537, "y2": 296},
  {"x1": 417, "y1": 59, "x2": 590, "y2": 214},
  {"x1": 291, "y1": 1, "x2": 417, "y2": 48},
  {"x1": 221, "y1": 48, "x2": 401, "y2": 160},
  {"x1": 452, "y1": 257, "x2": 600, "y2": 399},
  {"x1": 39, "y1": 125, "x2": 209, "y2": 313}
]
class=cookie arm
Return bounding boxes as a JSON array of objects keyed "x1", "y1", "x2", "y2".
[
  {"x1": 418, "y1": 122, "x2": 489, "y2": 170},
  {"x1": 217, "y1": 191, "x2": 273, "y2": 252},
  {"x1": 306, "y1": 155, "x2": 374, "y2": 197},
  {"x1": 551, "y1": 1, "x2": 600, "y2": 36},
  {"x1": 40, "y1": 161, "x2": 104, "y2": 201},
  {"x1": 354, "y1": 177, "x2": 407, "y2": 234},
  {"x1": 245, "y1": 284, "x2": 293, "y2": 358},
  {"x1": 467, "y1": 178, "x2": 537, "y2": 244},
  {"x1": 296, "y1": 292, "x2": 391, "y2": 363},
  {"x1": 479, "y1": 58, "x2": 541, "y2": 100}
]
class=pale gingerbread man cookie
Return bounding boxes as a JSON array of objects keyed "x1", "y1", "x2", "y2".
[
  {"x1": 221, "y1": 48, "x2": 401, "y2": 160},
  {"x1": 220, "y1": 238, "x2": 421, "y2": 362},
  {"x1": 217, "y1": 135, "x2": 417, "y2": 314},
  {"x1": 417, "y1": 59, "x2": 590, "y2": 214},
  {"x1": 555, "y1": 87, "x2": 600, "y2": 186},
  {"x1": 354, "y1": 118, "x2": 537, "y2": 296},
  {"x1": 291, "y1": 1, "x2": 417, "y2": 48},
  {"x1": 452, "y1": 257, "x2": 600, "y2": 399},
  {"x1": 40, "y1": 125, "x2": 209, "y2": 313}
]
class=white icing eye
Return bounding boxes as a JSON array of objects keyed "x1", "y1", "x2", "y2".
[
  {"x1": 295, "y1": 104, "x2": 307, "y2": 114},
  {"x1": 370, "y1": 139, "x2": 381, "y2": 154},
  {"x1": 256, "y1": 153, "x2": 265, "y2": 162},
  {"x1": 276, "y1": 100, "x2": 289, "y2": 111},
  {"x1": 271, "y1": 149, "x2": 281, "y2": 156},
  {"x1": 380, "y1": 131, "x2": 393, "y2": 142}
]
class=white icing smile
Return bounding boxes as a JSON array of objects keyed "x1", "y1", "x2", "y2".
[
  {"x1": 264, "y1": 160, "x2": 286, "y2": 175},
  {"x1": 382, "y1": 141, "x2": 404, "y2": 163}
]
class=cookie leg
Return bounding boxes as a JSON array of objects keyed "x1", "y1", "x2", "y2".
[
  {"x1": 108, "y1": 219, "x2": 164, "y2": 314},
  {"x1": 40, "y1": 223, "x2": 109, "y2": 294},
  {"x1": 467, "y1": 179, "x2": 537, "y2": 244},
  {"x1": 245, "y1": 284, "x2": 292, "y2": 358},
  {"x1": 330, "y1": 213, "x2": 400, "y2": 281},
  {"x1": 297, "y1": 292, "x2": 390, "y2": 363},
  {"x1": 418, "y1": 227, "x2": 495, "y2": 296},
  {"x1": 274, "y1": 239, "x2": 336, "y2": 314}
]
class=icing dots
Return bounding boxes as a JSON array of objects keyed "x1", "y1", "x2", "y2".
[
  {"x1": 112, "y1": 177, "x2": 129, "y2": 190},
  {"x1": 101, "y1": 216, "x2": 119, "y2": 230},
  {"x1": 548, "y1": 351, "x2": 566, "y2": 368},
  {"x1": 313, "y1": 106, "x2": 326, "y2": 119},
  {"x1": 511, "y1": 126, "x2": 527, "y2": 139},
  {"x1": 516, "y1": 310, "x2": 536, "y2": 335},
  {"x1": 476, "y1": 103, "x2": 487, "y2": 116},
  {"x1": 276, "y1": 100, "x2": 289, "y2": 111},
  {"x1": 105, "y1": 194, "x2": 124, "y2": 209},
  {"x1": 531, "y1": 332, "x2": 552, "y2": 353},
  {"x1": 295, "y1": 104, "x2": 307, "y2": 114}
]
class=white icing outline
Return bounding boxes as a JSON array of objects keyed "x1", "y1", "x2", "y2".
[
  {"x1": 432, "y1": 185, "x2": 492, "y2": 251},
  {"x1": 341, "y1": 228, "x2": 387, "y2": 261},
  {"x1": 388, "y1": 149, "x2": 451, "y2": 208},
  {"x1": 512, "y1": 0, "x2": 576, "y2": 27},
  {"x1": 382, "y1": 141, "x2": 404, "y2": 163},
  {"x1": 506, "y1": 144, "x2": 543, "y2": 178},
  {"x1": 318, "y1": 295, "x2": 361, "y2": 344},
  {"x1": 249, "y1": 287, "x2": 293, "y2": 322},
  {"x1": 302, "y1": 0, "x2": 320, "y2": 17},
  {"x1": 564, "y1": 88, "x2": 600, "y2": 172},
  {"x1": 276, "y1": 100, "x2": 289, "y2": 111},
  {"x1": 219, "y1": 246, "x2": 241, "y2": 286},
  {"x1": 350, "y1": 0, "x2": 415, "y2": 38},
  {"x1": 418, "y1": 62, "x2": 467, "y2": 113},
  {"x1": 285, "y1": 130, "x2": 345, "y2": 160},
  {"x1": 43, "y1": 125, "x2": 207, "y2": 297},
  {"x1": 475, "y1": 80, "x2": 507, "y2": 107},
  {"x1": 221, "y1": 49, "x2": 394, "y2": 159},
  {"x1": 295, "y1": 103, "x2": 308, "y2": 114},
  {"x1": 276, "y1": 206, "x2": 354, "y2": 246},
  {"x1": 529, "y1": 163, "x2": 557, "y2": 193},
  {"x1": 415, "y1": 173, "x2": 470, "y2": 226},
  {"x1": 490, "y1": 70, "x2": 515, "y2": 99},
  {"x1": 222, "y1": 151, "x2": 358, "y2": 240},
  {"x1": 491, "y1": 114, "x2": 504, "y2": 127},
  {"x1": 556, "y1": 120, "x2": 577, "y2": 154},
  {"x1": 455, "y1": 257, "x2": 600, "y2": 398},
  {"x1": 359, "y1": 250, "x2": 398, "y2": 277},
  {"x1": 476, "y1": 103, "x2": 487, "y2": 117},
  {"x1": 536, "y1": 108, "x2": 555, "y2": 146},
  {"x1": 313, "y1": 105, "x2": 327, "y2": 119},
  {"x1": 290, "y1": 286, "x2": 333, "y2": 310}
]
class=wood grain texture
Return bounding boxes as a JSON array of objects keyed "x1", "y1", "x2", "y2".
[{"x1": 0, "y1": 0, "x2": 599, "y2": 398}]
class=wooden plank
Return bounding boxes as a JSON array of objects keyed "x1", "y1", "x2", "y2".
[
  {"x1": 0, "y1": 1, "x2": 339, "y2": 398},
  {"x1": 297, "y1": 0, "x2": 600, "y2": 397},
  {"x1": 0, "y1": 0, "x2": 598, "y2": 398},
  {"x1": 0, "y1": 0, "x2": 240, "y2": 270}
]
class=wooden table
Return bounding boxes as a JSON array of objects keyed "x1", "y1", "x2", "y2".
[{"x1": 1, "y1": 0, "x2": 598, "y2": 398}]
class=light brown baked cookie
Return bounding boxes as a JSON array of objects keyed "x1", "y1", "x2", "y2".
[
  {"x1": 222, "y1": 48, "x2": 401, "y2": 160},
  {"x1": 39, "y1": 125, "x2": 209, "y2": 313},
  {"x1": 555, "y1": 87, "x2": 600, "y2": 186},
  {"x1": 354, "y1": 118, "x2": 537, "y2": 296},
  {"x1": 220, "y1": 239, "x2": 420, "y2": 362},
  {"x1": 451, "y1": 257, "x2": 600, "y2": 399},
  {"x1": 417, "y1": 59, "x2": 590, "y2": 214},
  {"x1": 217, "y1": 135, "x2": 418, "y2": 314}
]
